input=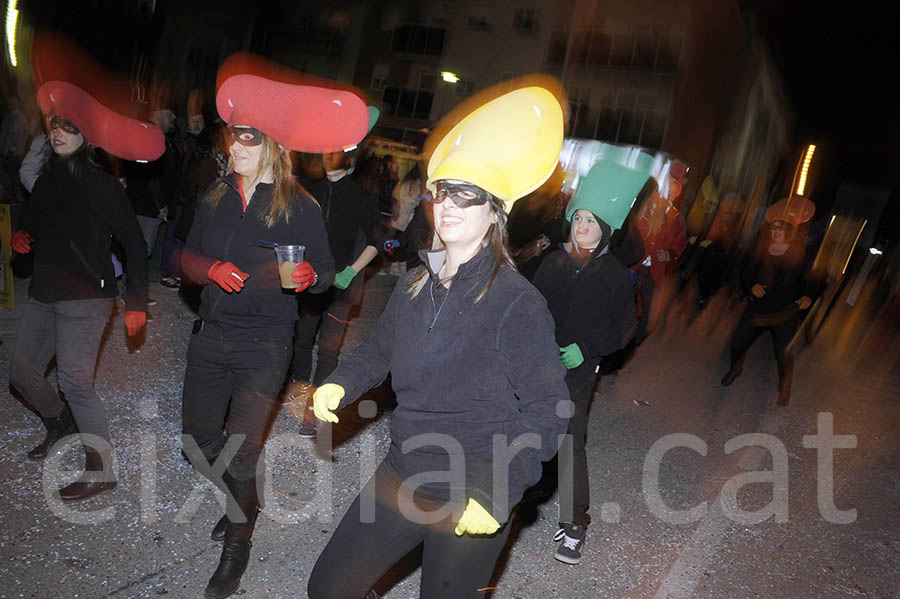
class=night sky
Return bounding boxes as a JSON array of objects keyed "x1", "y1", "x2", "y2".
[{"x1": 753, "y1": 0, "x2": 899, "y2": 236}]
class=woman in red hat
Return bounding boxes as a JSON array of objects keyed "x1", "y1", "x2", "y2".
[
  {"x1": 8, "y1": 81, "x2": 156, "y2": 502},
  {"x1": 720, "y1": 197, "x2": 820, "y2": 405},
  {"x1": 178, "y1": 68, "x2": 355, "y2": 599}
]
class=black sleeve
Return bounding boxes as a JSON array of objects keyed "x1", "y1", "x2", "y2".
[
  {"x1": 298, "y1": 195, "x2": 335, "y2": 293},
  {"x1": 469, "y1": 289, "x2": 570, "y2": 522},
  {"x1": 740, "y1": 253, "x2": 761, "y2": 292},
  {"x1": 180, "y1": 184, "x2": 218, "y2": 285},
  {"x1": 578, "y1": 273, "x2": 635, "y2": 360},
  {"x1": 100, "y1": 177, "x2": 149, "y2": 312},
  {"x1": 356, "y1": 187, "x2": 381, "y2": 249}
]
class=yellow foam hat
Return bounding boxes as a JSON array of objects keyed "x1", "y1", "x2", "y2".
[{"x1": 426, "y1": 86, "x2": 564, "y2": 207}]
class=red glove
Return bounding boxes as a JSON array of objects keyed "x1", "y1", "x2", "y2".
[
  {"x1": 124, "y1": 311, "x2": 147, "y2": 336},
  {"x1": 11, "y1": 231, "x2": 34, "y2": 254},
  {"x1": 208, "y1": 261, "x2": 249, "y2": 293},
  {"x1": 292, "y1": 261, "x2": 317, "y2": 293}
]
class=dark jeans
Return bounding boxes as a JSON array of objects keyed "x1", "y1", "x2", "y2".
[
  {"x1": 634, "y1": 265, "x2": 656, "y2": 342},
  {"x1": 10, "y1": 297, "x2": 114, "y2": 440},
  {"x1": 181, "y1": 320, "x2": 292, "y2": 481},
  {"x1": 308, "y1": 460, "x2": 512, "y2": 599},
  {"x1": 136, "y1": 215, "x2": 162, "y2": 258},
  {"x1": 729, "y1": 312, "x2": 800, "y2": 393},
  {"x1": 558, "y1": 364, "x2": 598, "y2": 528},
  {"x1": 292, "y1": 277, "x2": 362, "y2": 386},
  {"x1": 160, "y1": 207, "x2": 184, "y2": 279}
]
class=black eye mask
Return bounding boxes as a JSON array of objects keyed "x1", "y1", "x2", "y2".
[
  {"x1": 431, "y1": 182, "x2": 492, "y2": 208},
  {"x1": 227, "y1": 126, "x2": 264, "y2": 147}
]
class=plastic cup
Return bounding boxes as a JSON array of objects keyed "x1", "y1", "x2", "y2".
[{"x1": 274, "y1": 245, "x2": 305, "y2": 289}]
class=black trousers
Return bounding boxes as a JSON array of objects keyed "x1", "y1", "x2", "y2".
[
  {"x1": 291, "y1": 277, "x2": 362, "y2": 386},
  {"x1": 181, "y1": 320, "x2": 292, "y2": 481},
  {"x1": 558, "y1": 364, "x2": 598, "y2": 528},
  {"x1": 308, "y1": 460, "x2": 512, "y2": 599},
  {"x1": 729, "y1": 312, "x2": 800, "y2": 393}
]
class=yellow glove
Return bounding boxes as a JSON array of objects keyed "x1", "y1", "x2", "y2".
[
  {"x1": 454, "y1": 498, "x2": 500, "y2": 536},
  {"x1": 699, "y1": 239, "x2": 713, "y2": 248},
  {"x1": 312, "y1": 383, "x2": 345, "y2": 423}
]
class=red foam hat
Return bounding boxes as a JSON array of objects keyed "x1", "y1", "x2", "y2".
[
  {"x1": 215, "y1": 53, "x2": 370, "y2": 153},
  {"x1": 31, "y1": 32, "x2": 147, "y2": 121},
  {"x1": 38, "y1": 81, "x2": 165, "y2": 162},
  {"x1": 765, "y1": 196, "x2": 815, "y2": 226}
]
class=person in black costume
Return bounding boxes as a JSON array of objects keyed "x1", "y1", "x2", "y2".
[
  {"x1": 286, "y1": 148, "x2": 380, "y2": 437},
  {"x1": 720, "y1": 197, "x2": 818, "y2": 406},
  {"x1": 8, "y1": 82, "x2": 154, "y2": 502},
  {"x1": 178, "y1": 67, "x2": 344, "y2": 598}
]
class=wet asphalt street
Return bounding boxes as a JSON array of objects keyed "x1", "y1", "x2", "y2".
[{"x1": 1, "y1": 262, "x2": 898, "y2": 599}]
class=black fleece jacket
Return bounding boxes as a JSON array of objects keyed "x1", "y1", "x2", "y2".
[
  {"x1": 740, "y1": 244, "x2": 820, "y2": 317},
  {"x1": 181, "y1": 176, "x2": 335, "y2": 329},
  {"x1": 22, "y1": 158, "x2": 148, "y2": 311},
  {"x1": 306, "y1": 175, "x2": 379, "y2": 271},
  {"x1": 531, "y1": 244, "x2": 636, "y2": 365},
  {"x1": 327, "y1": 246, "x2": 570, "y2": 523}
]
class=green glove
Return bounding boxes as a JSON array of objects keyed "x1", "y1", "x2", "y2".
[
  {"x1": 560, "y1": 343, "x2": 584, "y2": 369},
  {"x1": 455, "y1": 498, "x2": 500, "y2": 536},
  {"x1": 333, "y1": 265, "x2": 358, "y2": 290}
]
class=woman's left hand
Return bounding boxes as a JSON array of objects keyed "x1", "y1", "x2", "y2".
[
  {"x1": 124, "y1": 310, "x2": 147, "y2": 336},
  {"x1": 559, "y1": 343, "x2": 584, "y2": 369},
  {"x1": 455, "y1": 498, "x2": 500, "y2": 536},
  {"x1": 795, "y1": 296, "x2": 812, "y2": 310},
  {"x1": 292, "y1": 261, "x2": 317, "y2": 292},
  {"x1": 333, "y1": 266, "x2": 357, "y2": 290}
]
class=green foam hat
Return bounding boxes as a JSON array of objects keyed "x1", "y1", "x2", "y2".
[{"x1": 566, "y1": 144, "x2": 654, "y2": 230}]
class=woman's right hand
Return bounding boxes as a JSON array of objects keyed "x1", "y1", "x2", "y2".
[
  {"x1": 751, "y1": 283, "x2": 767, "y2": 298},
  {"x1": 11, "y1": 231, "x2": 34, "y2": 254},
  {"x1": 313, "y1": 383, "x2": 345, "y2": 423},
  {"x1": 207, "y1": 261, "x2": 249, "y2": 293}
]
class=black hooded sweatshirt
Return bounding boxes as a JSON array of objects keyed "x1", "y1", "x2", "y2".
[{"x1": 531, "y1": 240, "x2": 637, "y2": 366}]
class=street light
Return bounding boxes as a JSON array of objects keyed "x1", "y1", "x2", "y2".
[
  {"x1": 6, "y1": 0, "x2": 19, "y2": 67},
  {"x1": 795, "y1": 144, "x2": 816, "y2": 196},
  {"x1": 441, "y1": 71, "x2": 459, "y2": 83}
]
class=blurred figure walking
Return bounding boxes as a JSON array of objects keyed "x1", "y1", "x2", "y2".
[{"x1": 721, "y1": 197, "x2": 819, "y2": 406}]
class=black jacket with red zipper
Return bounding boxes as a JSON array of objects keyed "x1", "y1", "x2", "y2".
[{"x1": 181, "y1": 175, "x2": 334, "y2": 329}]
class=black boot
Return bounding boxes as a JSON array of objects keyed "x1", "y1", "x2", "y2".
[
  {"x1": 27, "y1": 406, "x2": 77, "y2": 460},
  {"x1": 205, "y1": 474, "x2": 260, "y2": 599},
  {"x1": 776, "y1": 354, "x2": 794, "y2": 407},
  {"x1": 211, "y1": 514, "x2": 227, "y2": 542},
  {"x1": 56, "y1": 445, "x2": 117, "y2": 502},
  {"x1": 720, "y1": 365, "x2": 743, "y2": 387},
  {"x1": 777, "y1": 377, "x2": 792, "y2": 406}
]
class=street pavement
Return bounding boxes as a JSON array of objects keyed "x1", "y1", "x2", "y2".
[{"x1": 0, "y1": 262, "x2": 898, "y2": 599}]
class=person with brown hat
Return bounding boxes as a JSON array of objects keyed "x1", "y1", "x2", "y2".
[
  {"x1": 8, "y1": 80, "x2": 162, "y2": 501},
  {"x1": 720, "y1": 196, "x2": 819, "y2": 406},
  {"x1": 178, "y1": 57, "x2": 377, "y2": 598}
]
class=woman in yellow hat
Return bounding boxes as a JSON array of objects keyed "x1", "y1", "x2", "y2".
[{"x1": 307, "y1": 86, "x2": 570, "y2": 598}]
